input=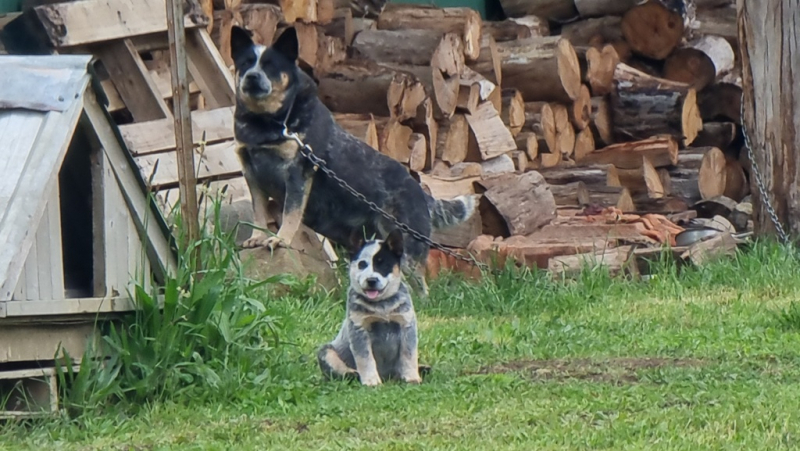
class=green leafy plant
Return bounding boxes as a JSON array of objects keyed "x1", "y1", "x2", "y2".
[{"x1": 55, "y1": 190, "x2": 292, "y2": 415}]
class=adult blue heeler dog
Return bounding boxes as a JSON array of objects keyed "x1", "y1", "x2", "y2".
[{"x1": 230, "y1": 25, "x2": 477, "y2": 293}]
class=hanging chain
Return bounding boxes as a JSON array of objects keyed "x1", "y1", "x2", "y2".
[
  {"x1": 739, "y1": 90, "x2": 790, "y2": 243},
  {"x1": 279, "y1": 125, "x2": 493, "y2": 273}
]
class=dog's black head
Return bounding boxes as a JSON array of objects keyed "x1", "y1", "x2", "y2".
[
  {"x1": 348, "y1": 229, "x2": 405, "y2": 301},
  {"x1": 230, "y1": 26, "x2": 301, "y2": 116}
]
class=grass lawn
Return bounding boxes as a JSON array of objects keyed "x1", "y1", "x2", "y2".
[{"x1": 3, "y1": 241, "x2": 800, "y2": 450}]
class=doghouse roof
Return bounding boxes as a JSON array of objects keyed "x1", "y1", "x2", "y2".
[{"x1": 0, "y1": 55, "x2": 175, "y2": 302}]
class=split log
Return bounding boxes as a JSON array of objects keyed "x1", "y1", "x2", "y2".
[
  {"x1": 352, "y1": 29, "x2": 443, "y2": 66},
  {"x1": 320, "y1": 8, "x2": 355, "y2": 45},
  {"x1": 621, "y1": 0, "x2": 689, "y2": 60},
  {"x1": 375, "y1": 118, "x2": 414, "y2": 163},
  {"x1": 573, "y1": 127, "x2": 596, "y2": 162},
  {"x1": 477, "y1": 171, "x2": 557, "y2": 236},
  {"x1": 482, "y1": 16, "x2": 549, "y2": 42},
  {"x1": 539, "y1": 150, "x2": 563, "y2": 168},
  {"x1": 316, "y1": 34, "x2": 347, "y2": 72},
  {"x1": 585, "y1": 45, "x2": 620, "y2": 96},
  {"x1": 437, "y1": 114, "x2": 470, "y2": 164},
  {"x1": 551, "y1": 104, "x2": 575, "y2": 157},
  {"x1": 616, "y1": 157, "x2": 667, "y2": 198},
  {"x1": 584, "y1": 186, "x2": 635, "y2": 211},
  {"x1": 387, "y1": 71, "x2": 427, "y2": 122},
  {"x1": 668, "y1": 167, "x2": 701, "y2": 203},
  {"x1": 524, "y1": 102, "x2": 557, "y2": 152},
  {"x1": 467, "y1": 34, "x2": 502, "y2": 85},
  {"x1": 663, "y1": 35, "x2": 735, "y2": 90},
  {"x1": 549, "y1": 181, "x2": 589, "y2": 206},
  {"x1": 510, "y1": 151, "x2": 529, "y2": 172},
  {"x1": 431, "y1": 33, "x2": 466, "y2": 117},
  {"x1": 408, "y1": 133, "x2": 428, "y2": 172},
  {"x1": 589, "y1": 96, "x2": 613, "y2": 146},
  {"x1": 678, "y1": 146, "x2": 715, "y2": 169},
  {"x1": 333, "y1": 113, "x2": 378, "y2": 149},
  {"x1": 431, "y1": 161, "x2": 482, "y2": 179},
  {"x1": 540, "y1": 164, "x2": 617, "y2": 186},
  {"x1": 515, "y1": 131, "x2": 540, "y2": 160},
  {"x1": 481, "y1": 154, "x2": 517, "y2": 175},
  {"x1": 456, "y1": 67, "x2": 497, "y2": 115},
  {"x1": 465, "y1": 101, "x2": 518, "y2": 161},
  {"x1": 376, "y1": 4, "x2": 482, "y2": 61},
  {"x1": 496, "y1": 0, "x2": 578, "y2": 21},
  {"x1": 317, "y1": 62, "x2": 398, "y2": 116},
  {"x1": 498, "y1": 37, "x2": 582, "y2": 102},
  {"x1": 580, "y1": 135, "x2": 679, "y2": 169},
  {"x1": 612, "y1": 63, "x2": 702, "y2": 146},
  {"x1": 416, "y1": 98, "x2": 439, "y2": 170},
  {"x1": 501, "y1": 88, "x2": 526, "y2": 136},
  {"x1": 573, "y1": 0, "x2": 641, "y2": 17},
  {"x1": 693, "y1": 121, "x2": 737, "y2": 149},
  {"x1": 698, "y1": 147, "x2": 749, "y2": 202},
  {"x1": 570, "y1": 84, "x2": 591, "y2": 130}
]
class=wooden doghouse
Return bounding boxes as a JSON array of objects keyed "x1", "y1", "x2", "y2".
[{"x1": 0, "y1": 55, "x2": 177, "y2": 417}]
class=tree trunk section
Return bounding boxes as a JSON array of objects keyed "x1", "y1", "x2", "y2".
[
  {"x1": 740, "y1": 0, "x2": 800, "y2": 235},
  {"x1": 612, "y1": 63, "x2": 702, "y2": 146},
  {"x1": 621, "y1": 0, "x2": 687, "y2": 60},
  {"x1": 498, "y1": 37, "x2": 582, "y2": 102},
  {"x1": 496, "y1": 0, "x2": 578, "y2": 21}
]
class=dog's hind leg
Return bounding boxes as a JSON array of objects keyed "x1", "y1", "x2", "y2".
[{"x1": 317, "y1": 344, "x2": 358, "y2": 381}]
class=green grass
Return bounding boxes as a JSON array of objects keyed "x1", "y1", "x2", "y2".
[{"x1": 4, "y1": 240, "x2": 800, "y2": 450}]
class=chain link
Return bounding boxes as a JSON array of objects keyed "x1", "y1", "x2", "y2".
[
  {"x1": 739, "y1": 90, "x2": 790, "y2": 243},
  {"x1": 280, "y1": 126, "x2": 493, "y2": 273}
]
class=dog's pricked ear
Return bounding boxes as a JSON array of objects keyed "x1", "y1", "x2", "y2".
[
  {"x1": 231, "y1": 26, "x2": 254, "y2": 61},
  {"x1": 347, "y1": 229, "x2": 365, "y2": 257},
  {"x1": 385, "y1": 229, "x2": 404, "y2": 258},
  {"x1": 272, "y1": 26, "x2": 299, "y2": 62}
]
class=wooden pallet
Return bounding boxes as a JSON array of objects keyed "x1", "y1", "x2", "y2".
[{"x1": 27, "y1": 0, "x2": 240, "y2": 214}]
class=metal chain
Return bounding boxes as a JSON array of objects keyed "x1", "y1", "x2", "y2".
[
  {"x1": 739, "y1": 90, "x2": 790, "y2": 243},
  {"x1": 280, "y1": 126, "x2": 494, "y2": 273}
]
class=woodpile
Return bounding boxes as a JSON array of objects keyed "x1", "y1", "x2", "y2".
[{"x1": 0, "y1": 0, "x2": 752, "y2": 278}]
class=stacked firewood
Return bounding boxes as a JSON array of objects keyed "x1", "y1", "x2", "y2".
[{"x1": 207, "y1": 0, "x2": 749, "y2": 270}]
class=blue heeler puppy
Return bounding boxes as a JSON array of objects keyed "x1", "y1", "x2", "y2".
[{"x1": 317, "y1": 229, "x2": 429, "y2": 386}]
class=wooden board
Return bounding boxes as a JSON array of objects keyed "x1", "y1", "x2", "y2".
[
  {"x1": 119, "y1": 107, "x2": 235, "y2": 155},
  {"x1": 32, "y1": 0, "x2": 207, "y2": 48},
  {"x1": 135, "y1": 141, "x2": 242, "y2": 189}
]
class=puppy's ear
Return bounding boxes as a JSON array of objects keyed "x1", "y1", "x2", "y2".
[
  {"x1": 230, "y1": 26, "x2": 254, "y2": 62},
  {"x1": 347, "y1": 229, "x2": 365, "y2": 257},
  {"x1": 272, "y1": 26, "x2": 299, "y2": 62},
  {"x1": 385, "y1": 229, "x2": 404, "y2": 258}
]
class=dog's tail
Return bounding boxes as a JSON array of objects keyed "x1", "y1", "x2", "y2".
[{"x1": 427, "y1": 194, "x2": 479, "y2": 230}]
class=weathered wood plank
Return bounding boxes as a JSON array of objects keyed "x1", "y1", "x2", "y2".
[
  {"x1": 32, "y1": 0, "x2": 207, "y2": 48},
  {"x1": 135, "y1": 141, "x2": 242, "y2": 189},
  {"x1": 94, "y1": 39, "x2": 172, "y2": 122},
  {"x1": 185, "y1": 28, "x2": 236, "y2": 109},
  {"x1": 119, "y1": 107, "x2": 234, "y2": 155},
  {"x1": 82, "y1": 89, "x2": 178, "y2": 282}
]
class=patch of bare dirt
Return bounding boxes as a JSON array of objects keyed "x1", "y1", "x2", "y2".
[{"x1": 470, "y1": 357, "x2": 705, "y2": 385}]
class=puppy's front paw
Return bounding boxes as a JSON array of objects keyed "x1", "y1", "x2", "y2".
[
  {"x1": 402, "y1": 374, "x2": 422, "y2": 384},
  {"x1": 359, "y1": 373, "x2": 382, "y2": 387}
]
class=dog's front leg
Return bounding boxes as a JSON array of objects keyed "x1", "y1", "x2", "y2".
[
  {"x1": 266, "y1": 167, "x2": 313, "y2": 251},
  {"x1": 348, "y1": 324, "x2": 381, "y2": 386},
  {"x1": 398, "y1": 320, "x2": 422, "y2": 384},
  {"x1": 242, "y1": 175, "x2": 273, "y2": 249}
]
